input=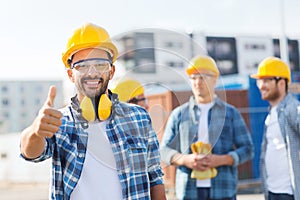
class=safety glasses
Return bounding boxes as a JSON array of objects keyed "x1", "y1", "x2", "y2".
[
  {"x1": 71, "y1": 58, "x2": 112, "y2": 73},
  {"x1": 256, "y1": 77, "x2": 282, "y2": 87},
  {"x1": 128, "y1": 97, "x2": 147, "y2": 104}
]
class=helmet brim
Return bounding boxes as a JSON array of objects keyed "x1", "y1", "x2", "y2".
[{"x1": 62, "y1": 42, "x2": 118, "y2": 68}]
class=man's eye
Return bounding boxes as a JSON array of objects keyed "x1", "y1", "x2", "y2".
[
  {"x1": 77, "y1": 64, "x2": 88, "y2": 68},
  {"x1": 94, "y1": 63, "x2": 106, "y2": 67}
]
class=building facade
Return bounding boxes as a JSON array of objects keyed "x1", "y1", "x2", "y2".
[
  {"x1": 0, "y1": 80, "x2": 63, "y2": 133},
  {"x1": 113, "y1": 29, "x2": 300, "y2": 91}
]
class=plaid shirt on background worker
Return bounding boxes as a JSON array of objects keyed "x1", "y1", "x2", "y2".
[
  {"x1": 160, "y1": 96, "x2": 254, "y2": 199},
  {"x1": 260, "y1": 93, "x2": 300, "y2": 200}
]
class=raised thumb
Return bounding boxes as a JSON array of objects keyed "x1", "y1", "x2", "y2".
[{"x1": 45, "y1": 85, "x2": 56, "y2": 107}]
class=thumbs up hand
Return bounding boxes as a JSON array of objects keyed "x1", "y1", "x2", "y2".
[{"x1": 32, "y1": 85, "x2": 63, "y2": 139}]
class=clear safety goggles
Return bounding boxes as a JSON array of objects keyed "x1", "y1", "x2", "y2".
[
  {"x1": 71, "y1": 58, "x2": 112, "y2": 73},
  {"x1": 128, "y1": 97, "x2": 147, "y2": 104},
  {"x1": 256, "y1": 77, "x2": 282, "y2": 87}
]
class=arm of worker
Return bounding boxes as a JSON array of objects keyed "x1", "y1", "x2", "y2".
[
  {"x1": 145, "y1": 117, "x2": 167, "y2": 199},
  {"x1": 171, "y1": 153, "x2": 196, "y2": 168},
  {"x1": 20, "y1": 86, "x2": 62, "y2": 159},
  {"x1": 150, "y1": 184, "x2": 166, "y2": 200},
  {"x1": 159, "y1": 108, "x2": 182, "y2": 165},
  {"x1": 229, "y1": 109, "x2": 254, "y2": 166},
  {"x1": 202, "y1": 154, "x2": 234, "y2": 168}
]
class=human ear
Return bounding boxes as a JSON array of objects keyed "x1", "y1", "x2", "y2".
[
  {"x1": 67, "y1": 69, "x2": 75, "y2": 83},
  {"x1": 109, "y1": 65, "x2": 115, "y2": 80}
]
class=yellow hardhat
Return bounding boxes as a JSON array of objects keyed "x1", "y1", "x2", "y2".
[
  {"x1": 251, "y1": 57, "x2": 291, "y2": 83},
  {"x1": 110, "y1": 79, "x2": 145, "y2": 102},
  {"x1": 62, "y1": 23, "x2": 118, "y2": 68},
  {"x1": 186, "y1": 55, "x2": 220, "y2": 77}
]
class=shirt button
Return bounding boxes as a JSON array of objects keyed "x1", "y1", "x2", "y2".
[
  {"x1": 124, "y1": 168, "x2": 130, "y2": 173},
  {"x1": 72, "y1": 177, "x2": 77, "y2": 182},
  {"x1": 78, "y1": 153, "x2": 84, "y2": 158}
]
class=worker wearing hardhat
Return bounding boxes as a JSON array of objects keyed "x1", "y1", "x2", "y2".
[
  {"x1": 20, "y1": 23, "x2": 166, "y2": 200},
  {"x1": 185, "y1": 55, "x2": 220, "y2": 77},
  {"x1": 251, "y1": 57, "x2": 300, "y2": 199},
  {"x1": 186, "y1": 55, "x2": 220, "y2": 103},
  {"x1": 160, "y1": 55, "x2": 254, "y2": 199},
  {"x1": 111, "y1": 78, "x2": 149, "y2": 110},
  {"x1": 251, "y1": 56, "x2": 291, "y2": 98},
  {"x1": 62, "y1": 23, "x2": 118, "y2": 68}
]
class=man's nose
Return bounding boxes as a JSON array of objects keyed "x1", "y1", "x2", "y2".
[{"x1": 87, "y1": 65, "x2": 98, "y2": 74}]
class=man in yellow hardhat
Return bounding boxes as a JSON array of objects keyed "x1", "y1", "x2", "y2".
[
  {"x1": 160, "y1": 55, "x2": 254, "y2": 199},
  {"x1": 251, "y1": 57, "x2": 300, "y2": 200},
  {"x1": 20, "y1": 23, "x2": 166, "y2": 200},
  {"x1": 110, "y1": 78, "x2": 149, "y2": 110}
]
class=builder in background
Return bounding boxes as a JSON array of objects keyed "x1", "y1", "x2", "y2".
[
  {"x1": 160, "y1": 55, "x2": 254, "y2": 200},
  {"x1": 110, "y1": 78, "x2": 149, "y2": 110},
  {"x1": 251, "y1": 57, "x2": 300, "y2": 200}
]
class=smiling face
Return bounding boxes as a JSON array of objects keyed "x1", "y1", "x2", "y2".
[
  {"x1": 67, "y1": 48, "x2": 115, "y2": 101},
  {"x1": 256, "y1": 77, "x2": 286, "y2": 106}
]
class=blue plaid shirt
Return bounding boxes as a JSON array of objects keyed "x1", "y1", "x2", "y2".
[
  {"x1": 160, "y1": 95, "x2": 254, "y2": 199},
  {"x1": 260, "y1": 93, "x2": 300, "y2": 200},
  {"x1": 22, "y1": 95, "x2": 164, "y2": 200}
]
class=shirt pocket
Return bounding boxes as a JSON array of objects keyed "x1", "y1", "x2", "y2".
[{"x1": 127, "y1": 139, "x2": 147, "y2": 173}]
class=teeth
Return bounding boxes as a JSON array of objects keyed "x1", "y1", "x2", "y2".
[
  {"x1": 261, "y1": 91, "x2": 267, "y2": 95},
  {"x1": 86, "y1": 81, "x2": 99, "y2": 85}
]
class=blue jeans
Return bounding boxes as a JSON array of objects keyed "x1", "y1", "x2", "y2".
[
  {"x1": 190, "y1": 188, "x2": 236, "y2": 200},
  {"x1": 268, "y1": 191, "x2": 294, "y2": 200}
]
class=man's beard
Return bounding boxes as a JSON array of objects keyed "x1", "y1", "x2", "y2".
[
  {"x1": 77, "y1": 76, "x2": 110, "y2": 100},
  {"x1": 262, "y1": 87, "x2": 281, "y2": 102}
]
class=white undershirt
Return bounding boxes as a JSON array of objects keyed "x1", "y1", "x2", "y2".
[
  {"x1": 196, "y1": 102, "x2": 214, "y2": 188},
  {"x1": 70, "y1": 121, "x2": 123, "y2": 200},
  {"x1": 265, "y1": 106, "x2": 293, "y2": 195}
]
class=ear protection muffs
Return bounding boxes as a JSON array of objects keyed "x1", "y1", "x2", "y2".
[{"x1": 80, "y1": 94, "x2": 112, "y2": 121}]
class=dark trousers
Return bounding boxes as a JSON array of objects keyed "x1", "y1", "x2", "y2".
[
  {"x1": 268, "y1": 191, "x2": 294, "y2": 200},
  {"x1": 195, "y1": 188, "x2": 236, "y2": 200}
]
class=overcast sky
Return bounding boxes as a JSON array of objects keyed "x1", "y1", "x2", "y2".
[{"x1": 1, "y1": 0, "x2": 300, "y2": 81}]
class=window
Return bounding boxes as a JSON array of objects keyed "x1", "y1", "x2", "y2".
[
  {"x1": 20, "y1": 86, "x2": 24, "y2": 93},
  {"x1": 273, "y1": 39, "x2": 281, "y2": 58},
  {"x1": 167, "y1": 61, "x2": 184, "y2": 68},
  {"x1": 207, "y1": 37, "x2": 238, "y2": 75},
  {"x1": 134, "y1": 48, "x2": 156, "y2": 73},
  {"x1": 273, "y1": 39, "x2": 300, "y2": 72},
  {"x1": 20, "y1": 99, "x2": 25, "y2": 106},
  {"x1": 245, "y1": 44, "x2": 266, "y2": 50},
  {"x1": 1, "y1": 86, "x2": 8, "y2": 93},
  {"x1": 288, "y1": 39, "x2": 299, "y2": 72},
  {"x1": 2, "y1": 99, "x2": 9, "y2": 106},
  {"x1": 21, "y1": 112, "x2": 27, "y2": 118},
  {"x1": 165, "y1": 41, "x2": 183, "y2": 49},
  {"x1": 3, "y1": 112, "x2": 9, "y2": 118}
]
